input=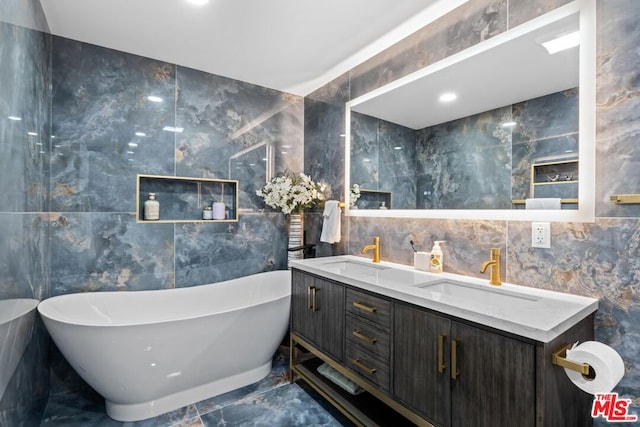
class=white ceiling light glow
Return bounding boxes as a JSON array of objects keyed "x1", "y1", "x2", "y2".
[
  {"x1": 541, "y1": 31, "x2": 580, "y2": 54},
  {"x1": 185, "y1": 0, "x2": 209, "y2": 5},
  {"x1": 439, "y1": 92, "x2": 457, "y2": 102},
  {"x1": 147, "y1": 96, "x2": 163, "y2": 103}
]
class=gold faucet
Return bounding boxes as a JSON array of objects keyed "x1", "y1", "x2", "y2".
[
  {"x1": 361, "y1": 236, "x2": 380, "y2": 263},
  {"x1": 480, "y1": 248, "x2": 502, "y2": 286}
]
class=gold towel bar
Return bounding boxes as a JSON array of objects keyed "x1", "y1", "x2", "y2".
[
  {"x1": 610, "y1": 194, "x2": 640, "y2": 204},
  {"x1": 318, "y1": 201, "x2": 346, "y2": 209},
  {"x1": 551, "y1": 343, "x2": 592, "y2": 376}
]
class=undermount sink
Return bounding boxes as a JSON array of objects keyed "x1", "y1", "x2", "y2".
[
  {"x1": 319, "y1": 260, "x2": 389, "y2": 277},
  {"x1": 417, "y1": 279, "x2": 540, "y2": 306},
  {"x1": 316, "y1": 260, "x2": 432, "y2": 287}
]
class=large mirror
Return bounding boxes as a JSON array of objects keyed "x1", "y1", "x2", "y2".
[{"x1": 345, "y1": 0, "x2": 595, "y2": 222}]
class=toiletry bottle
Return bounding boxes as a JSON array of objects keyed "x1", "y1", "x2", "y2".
[
  {"x1": 144, "y1": 192, "x2": 160, "y2": 221},
  {"x1": 430, "y1": 241, "x2": 445, "y2": 273}
]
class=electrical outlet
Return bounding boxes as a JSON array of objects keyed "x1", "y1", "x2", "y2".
[{"x1": 532, "y1": 222, "x2": 551, "y2": 248}]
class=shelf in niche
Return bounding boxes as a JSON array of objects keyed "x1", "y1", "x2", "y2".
[
  {"x1": 355, "y1": 189, "x2": 392, "y2": 210},
  {"x1": 531, "y1": 159, "x2": 578, "y2": 185},
  {"x1": 136, "y1": 174, "x2": 238, "y2": 223}
]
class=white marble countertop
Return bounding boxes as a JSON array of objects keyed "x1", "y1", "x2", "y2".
[{"x1": 290, "y1": 255, "x2": 598, "y2": 343}]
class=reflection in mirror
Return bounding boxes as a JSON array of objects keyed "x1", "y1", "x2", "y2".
[
  {"x1": 229, "y1": 141, "x2": 272, "y2": 209},
  {"x1": 345, "y1": 0, "x2": 595, "y2": 222}
]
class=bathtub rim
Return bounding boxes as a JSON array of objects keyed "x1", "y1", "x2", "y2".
[
  {"x1": 0, "y1": 298, "x2": 40, "y2": 325},
  {"x1": 37, "y1": 270, "x2": 291, "y2": 328}
]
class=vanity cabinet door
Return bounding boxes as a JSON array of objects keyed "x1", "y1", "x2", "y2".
[
  {"x1": 291, "y1": 270, "x2": 344, "y2": 361},
  {"x1": 394, "y1": 303, "x2": 452, "y2": 427},
  {"x1": 449, "y1": 321, "x2": 535, "y2": 427}
]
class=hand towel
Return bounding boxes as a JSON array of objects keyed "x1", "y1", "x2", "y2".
[
  {"x1": 320, "y1": 200, "x2": 341, "y2": 244},
  {"x1": 525, "y1": 198, "x2": 561, "y2": 210}
]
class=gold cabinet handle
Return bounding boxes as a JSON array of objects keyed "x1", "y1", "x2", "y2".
[
  {"x1": 438, "y1": 334, "x2": 446, "y2": 374},
  {"x1": 352, "y1": 330, "x2": 377, "y2": 345},
  {"x1": 352, "y1": 358, "x2": 377, "y2": 375},
  {"x1": 451, "y1": 339, "x2": 460, "y2": 380},
  {"x1": 352, "y1": 301, "x2": 377, "y2": 313}
]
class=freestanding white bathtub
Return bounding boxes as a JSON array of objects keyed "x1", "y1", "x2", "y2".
[{"x1": 37, "y1": 270, "x2": 291, "y2": 422}]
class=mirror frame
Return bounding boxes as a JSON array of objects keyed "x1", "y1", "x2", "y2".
[{"x1": 344, "y1": 0, "x2": 595, "y2": 222}]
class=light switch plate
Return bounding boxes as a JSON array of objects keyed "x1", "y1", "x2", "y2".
[{"x1": 532, "y1": 222, "x2": 551, "y2": 248}]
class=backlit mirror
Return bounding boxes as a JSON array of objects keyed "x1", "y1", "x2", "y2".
[{"x1": 345, "y1": 0, "x2": 595, "y2": 222}]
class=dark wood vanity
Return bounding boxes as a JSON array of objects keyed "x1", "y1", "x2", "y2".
[{"x1": 290, "y1": 269, "x2": 595, "y2": 427}]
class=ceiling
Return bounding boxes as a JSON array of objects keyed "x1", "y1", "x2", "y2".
[{"x1": 39, "y1": 0, "x2": 466, "y2": 96}]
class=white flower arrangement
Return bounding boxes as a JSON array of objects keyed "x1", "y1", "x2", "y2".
[
  {"x1": 350, "y1": 184, "x2": 361, "y2": 206},
  {"x1": 256, "y1": 172, "x2": 326, "y2": 214}
]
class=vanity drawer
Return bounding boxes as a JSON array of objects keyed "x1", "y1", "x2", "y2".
[
  {"x1": 346, "y1": 289, "x2": 391, "y2": 328},
  {"x1": 346, "y1": 313, "x2": 390, "y2": 360},
  {"x1": 346, "y1": 342, "x2": 391, "y2": 392}
]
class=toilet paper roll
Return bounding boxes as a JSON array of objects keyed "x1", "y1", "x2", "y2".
[
  {"x1": 212, "y1": 202, "x2": 226, "y2": 220},
  {"x1": 564, "y1": 341, "x2": 624, "y2": 395}
]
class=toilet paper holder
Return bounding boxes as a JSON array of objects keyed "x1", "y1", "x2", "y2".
[{"x1": 552, "y1": 343, "x2": 592, "y2": 376}]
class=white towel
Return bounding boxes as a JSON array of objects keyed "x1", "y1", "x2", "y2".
[
  {"x1": 525, "y1": 198, "x2": 561, "y2": 210},
  {"x1": 320, "y1": 200, "x2": 341, "y2": 244}
]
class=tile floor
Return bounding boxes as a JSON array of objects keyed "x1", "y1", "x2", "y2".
[{"x1": 39, "y1": 351, "x2": 353, "y2": 427}]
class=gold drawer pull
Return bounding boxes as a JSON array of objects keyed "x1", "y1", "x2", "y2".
[
  {"x1": 352, "y1": 330, "x2": 377, "y2": 344},
  {"x1": 451, "y1": 339, "x2": 460, "y2": 380},
  {"x1": 352, "y1": 301, "x2": 377, "y2": 313},
  {"x1": 352, "y1": 358, "x2": 377, "y2": 375},
  {"x1": 437, "y1": 334, "x2": 446, "y2": 374}
]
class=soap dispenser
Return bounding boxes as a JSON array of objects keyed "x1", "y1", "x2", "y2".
[{"x1": 430, "y1": 241, "x2": 446, "y2": 273}]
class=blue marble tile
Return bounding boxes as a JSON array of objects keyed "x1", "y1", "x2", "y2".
[
  {"x1": 349, "y1": 0, "x2": 507, "y2": 100},
  {"x1": 49, "y1": 213, "x2": 175, "y2": 295},
  {"x1": 595, "y1": 0, "x2": 640, "y2": 217},
  {"x1": 40, "y1": 386, "x2": 201, "y2": 427},
  {"x1": 508, "y1": 0, "x2": 573, "y2": 29},
  {"x1": 415, "y1": 106, "x2": 512, "y2": 209},
  {"x1": 195, "y1": 348, "x2": 290, "y2": 415},
  {"x1": 0, "y1": 318, "x2": 49, "y2": 427},
  {"x1": 304, "y1": 97, "x2": 346, "y2": 201},
  {"x1": 50, "y1": 37, "x2": 176, "y2": 213},
  {"x1": 175, "y1": 66, "x2": 304, "y2": 212},
  {"x1": 199, "y1": 383, "x2": 345, "y2": 427},
  {"x1": 0, "y1": 213, "x2": 48, "y2": 300},
  {"x1": 0, "y1": 21, "x2": 50, "y2": 213},
  {"x1": 174, "y1": 213, "x2": 287, "y2": 287}
]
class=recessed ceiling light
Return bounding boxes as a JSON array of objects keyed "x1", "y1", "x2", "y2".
[
  {"x1": 27, "y1": 131, "x2": 38, "y2": 136},
  {"x1": 541, "y1": 31, "x2": 580, "y2": 54},
  {"x1": 186, "y1": 0, "x2": 209, "y2": 4},
  {"x1": 147, "y1": 95, "x2": 163, "y2": 103},
  {"x1": 128, "y1": 142, "x2": 138, "y2": 147},
  {"x1": 393, "y1": 146, "x2": 402, "y2": 150},
  {"x1": 439, "y1": 92, "x2": 457, "y2": 102},
  {"x1": 502, "y1": 121, "x2": 517, "y2": 128},
  {"x1": 135, "y1": 131, "x2": 146, "y2": 136},
  {"x1": 8, "y1": 116, "x2": 22, "y2": 121}
]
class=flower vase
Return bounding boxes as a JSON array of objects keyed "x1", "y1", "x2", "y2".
[{"x1": 288, "y1": 213, "x2": 304, "y2": 268}]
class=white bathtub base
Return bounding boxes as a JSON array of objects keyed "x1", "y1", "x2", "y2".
[{"x1": 105, "y1": 361, "x2": 272, "y2": 422}]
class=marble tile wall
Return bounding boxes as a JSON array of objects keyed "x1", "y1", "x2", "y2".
[
  {"x1": 304, "y1": 0, "x2": 640, "y2": 419},
  {"x1": 0, "y1": 0, "x2": 51, "y2": 425},
  {"x1": 47, "y1": 36, "x2": 303, "y2": 395}
]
